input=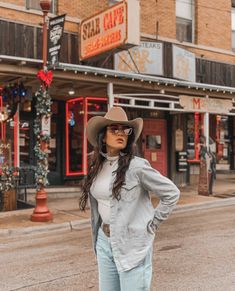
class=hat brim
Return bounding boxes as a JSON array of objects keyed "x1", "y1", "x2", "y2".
[{"x1": 87, "y1": 116, "x2": 143, "y2": 147}]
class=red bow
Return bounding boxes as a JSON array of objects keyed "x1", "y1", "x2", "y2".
[{"x1": 37, "y1": 70, "x2": 53, "y2": 87}]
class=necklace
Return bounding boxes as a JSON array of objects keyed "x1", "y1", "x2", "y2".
[
  {"x1": 106, "y1": 156, "x2": 119, "y2": 166},
  {"x1": 109, "y1": 159, "x2": 116, "y2": 166}
]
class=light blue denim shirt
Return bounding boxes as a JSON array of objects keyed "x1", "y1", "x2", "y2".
[{"x1": 89, "y1": 156, "x2": 180, "y2": 272}]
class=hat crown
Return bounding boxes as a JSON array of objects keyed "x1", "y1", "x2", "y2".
[{"x1": 104, "y1": 107, "x2": 128, "y2": 122}]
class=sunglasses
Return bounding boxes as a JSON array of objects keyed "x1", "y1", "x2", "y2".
[{"x1": 107, "y1": 125, "x2": 133, "y2": 136}]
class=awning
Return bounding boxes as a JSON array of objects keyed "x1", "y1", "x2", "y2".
[{"x1": 0, "y1": 55, "x2": 235, "y2": 109}]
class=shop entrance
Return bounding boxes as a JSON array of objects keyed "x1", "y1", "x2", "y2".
[
  {"x1": 47, "y1": 101, "x2": 64, "y2": 185},
  {"x1": 142, "y1": 119, "x2": 167, "y2": 176}
]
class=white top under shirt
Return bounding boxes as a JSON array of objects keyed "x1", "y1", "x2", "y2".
[{"x1": 90, "y1": 156, "x2": 119, "y2": 224}]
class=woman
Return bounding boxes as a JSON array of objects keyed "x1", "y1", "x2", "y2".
[{"x1": 80, "y1": 106, "x2": 180, "y2": 291}]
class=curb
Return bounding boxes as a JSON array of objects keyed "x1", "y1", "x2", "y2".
[
  {"x1": 1, "y1": 198, "x2": 235, "y2": 237},
  {"x1": 0, "y1": 219, "x2": 91, "y2": 237},
  {"x1": 174, "y1": 197, "x2": 235, "y2": 213}
]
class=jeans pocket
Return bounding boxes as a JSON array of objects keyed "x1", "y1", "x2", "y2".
[{"x1": 147, "y1": 220, "x2": 155, "y2": 235}]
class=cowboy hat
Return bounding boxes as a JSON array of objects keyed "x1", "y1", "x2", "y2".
[{"x1": 87, "y1": 106, "x2": 143, "y2": 147}]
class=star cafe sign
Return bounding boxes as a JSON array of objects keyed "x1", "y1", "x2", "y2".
[
  {"x1": 80, "y1": 0, "x2": 140, "y2": 60},
  {"x1": 179, "y1": 95, "x2": 233, "y2": 114}
]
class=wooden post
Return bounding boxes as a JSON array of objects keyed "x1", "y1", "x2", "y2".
[{"x1": 3, "y1": 189, "x2": 17, "y2": 211}]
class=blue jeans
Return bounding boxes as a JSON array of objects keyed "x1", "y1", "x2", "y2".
[{"x1": 96, "y1": 227, "x2": 153, "y2": 291}]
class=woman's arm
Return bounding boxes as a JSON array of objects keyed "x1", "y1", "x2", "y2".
[{"x1": 137, "y1": 159, "x2": 180, "y2": 231}]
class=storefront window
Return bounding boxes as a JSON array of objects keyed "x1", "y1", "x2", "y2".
[
  {"x1": 0, "y1": 122, "x2": 12, "y2": 168},
  {"x1": 66, "y1": 98, "x2": 84, "y2": 175},
  {"x1": 186, "y1": 113, "x2": 232, "y2": 168},
  {"x1": 0, "y1": 95, "x2": 18, "y2": 169},
  {"x1": 216, "y1": 115, "x2": 230, "y2": 168},
  {"x1": 65, "y1": 97, "x2": 107, "y2": 176},
  {"x1": 0, "y1": 96, "x2": 4, "y2": 140},
  {"x1": 146, "y1": 135, "x2": 161, "y2": 149},
  {"x1": 87, "y1": 98, "x2": 107, "y2": 155}
]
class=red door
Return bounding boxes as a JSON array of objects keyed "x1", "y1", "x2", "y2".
[{"x1": 142, "y1": 119, "x2": 168, "y2": 176}]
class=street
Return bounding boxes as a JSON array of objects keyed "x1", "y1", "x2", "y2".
[{"x1": 1, "y1": 205, "x2": 235, "y2": 291}]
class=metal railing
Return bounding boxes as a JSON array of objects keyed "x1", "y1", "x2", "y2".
[{"x1": 17, "y1": 167, "x2": 36, "y2": 202}]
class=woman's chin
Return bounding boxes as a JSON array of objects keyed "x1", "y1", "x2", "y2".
[{"x1": 111, "y1": 145, "x2": 126, "y2": 151}]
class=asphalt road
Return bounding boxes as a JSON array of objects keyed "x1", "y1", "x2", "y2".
[{"x1": 1, "y1": 205, "x2": 235, "y2": 291}]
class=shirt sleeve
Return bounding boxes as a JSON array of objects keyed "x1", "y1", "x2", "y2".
[{"x1": 137, "y1": 159, "x2": 180, "y2": 229}]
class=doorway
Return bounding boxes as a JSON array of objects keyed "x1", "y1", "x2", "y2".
[
  {"x1": 47, "y1": 101, "x2": 64, "y2": 185},
  {"x1": 142, "y1": 119, "x2": 168, "y2": 176}
]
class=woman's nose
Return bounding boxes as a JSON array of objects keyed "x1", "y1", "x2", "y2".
[{"x1": 117, "y1": 130, "x2": 125, "y2": 136}]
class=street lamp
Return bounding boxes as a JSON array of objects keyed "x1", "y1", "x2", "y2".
[{"x1": 31, "y1": 0, "x2": 52, "y2": 222}]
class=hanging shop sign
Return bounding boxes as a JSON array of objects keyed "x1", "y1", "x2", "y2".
[
  {"x1": 175, "y1": 129, "x2": 184, "y2": 151},
  {"x1": 173, "y1": 45, "x2": 196, "y2": 82},
  {"x1": 48, "y1": 14, "x2": 66, "y2": 66},
  {"x1": 80, "y1": 0, "x2": 140, "y2": 60},
  {"x1": 179, "y1": 95, "x2": 233, "y2": 114},
  {"x1": 114, "y1": 41, "x2": 163, "y2": 75}
]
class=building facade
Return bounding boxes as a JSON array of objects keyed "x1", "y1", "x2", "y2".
[{"x1": 0, "y1": 0, "x2": 235, "y2": 190}]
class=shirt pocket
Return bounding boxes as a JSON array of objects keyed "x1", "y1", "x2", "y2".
[{"x1": 121, "y1": 181, "x2": 139, "y2": 202}]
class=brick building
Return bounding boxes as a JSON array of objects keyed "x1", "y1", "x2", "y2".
[{"x1": 0, "y1": 0, "x2": 235, "y2": 191}]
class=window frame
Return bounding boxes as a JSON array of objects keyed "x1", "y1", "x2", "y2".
[
  {"x1": 176, "y1": 17, "x2": 193, "y2": 43},
  {"x1": 232, "y1": 7, "x2": 235, "y2": 51},
  {"x1": 176, "y1": 0, "x2": 194, "y2": 43},
  {"x1": 25, "y1": 0, "x2": 57, "y2": 14}
]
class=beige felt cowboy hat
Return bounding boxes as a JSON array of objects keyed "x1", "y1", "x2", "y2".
[{"x1": 87, "y1": 106, "x2": 143, "y2": 147}]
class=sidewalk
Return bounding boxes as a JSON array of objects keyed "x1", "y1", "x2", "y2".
[{"x1": 0, "y1": 173, "x2": 235, "y2": 236}]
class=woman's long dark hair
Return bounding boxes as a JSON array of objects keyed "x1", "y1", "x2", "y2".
[{"x1": 79, "y1": 127, "x2": 135, "y2": 210}]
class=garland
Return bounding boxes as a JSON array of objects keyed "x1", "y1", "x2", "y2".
[
  {"x1": 34, "y1": 70, "x2": 53, "y2": 190},
  {"x1": 0, "y1": 166, "x2": 19, "y2": 192}
]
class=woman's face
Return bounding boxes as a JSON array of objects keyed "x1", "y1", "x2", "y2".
[{"x1": 103, "y1": 124, "x2": 132, "y2": 156}]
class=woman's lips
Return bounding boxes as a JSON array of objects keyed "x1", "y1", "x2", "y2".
[{"x1": 116, "y1": 138, "x2": 124, "y2": 143}]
